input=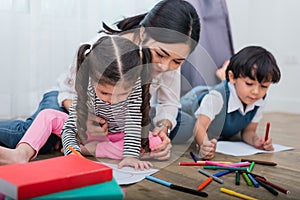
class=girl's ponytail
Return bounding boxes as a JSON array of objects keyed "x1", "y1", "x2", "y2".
[
  {"x1": 140, "y1": 47, "x2": 152, "y2": 152},
  {"x1": 75, "y1": 44, "x2": 91, "y2": 142}
]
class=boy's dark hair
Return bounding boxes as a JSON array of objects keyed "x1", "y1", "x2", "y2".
[{"x1": 226, "y1": 46, "x2": 281, "y2": 83}]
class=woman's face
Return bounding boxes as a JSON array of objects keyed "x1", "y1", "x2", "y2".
[{"x1": 143, "y1": 38, "x2": 191, "y2": 75}]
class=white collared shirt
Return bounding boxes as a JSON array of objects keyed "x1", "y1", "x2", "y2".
[{"x1": 195, "y1": 82, "x2": 266, "y2": 123}]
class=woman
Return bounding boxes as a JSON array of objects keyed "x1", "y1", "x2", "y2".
[{"x1": 0, "y1": 0, "x2": 200, "y2": 160}]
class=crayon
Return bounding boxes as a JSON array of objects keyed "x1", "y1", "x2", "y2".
[
  {"x1": 248, "y1": 162, "x2": 255, "y2": 172},
  {"x1": 229, "y1": 162, "x2": 251, "y2": 168},
  {"x1": 247, "y1": 174, "x2": 259, "y2": 188},
  {"x1": 255, "y1": 178, "x2": 278, "y2": 196},
  {"x1": 213, "y1": 170, "x2": 232, "y2": 177},
  {"x1": 244, "y1": 172, "x2": 266, "y2": 180},
  {"x1": 198, "y1": 168, "x2": 224, "y2": 184},
  {"x1": 145, "y1": 176, "x2": 208, "y2": 197},
  {"x1": 255, "y1": 177, "x2": 290, "y2": 194},
  {"x1": 179, "y1": 161, "x2": 206, "y2": 166},
  {"x1": 240, "y1": 158, "x2": 277, "y2": 166},
  {"x1": 205, "y1": 161, "x2": 228, "y2": 167},
  {"x1": 204, "y1": 166, "x2": 248, "y2": 171},
  {"x1": 264, "y1": 121, "x2": 271, "y2": 141},
  {"x1": 235, "y1": 171, "x2": 240, "y2": 185},
  {"x1": 242, "y1": 172, "x2": 252, "y2": 186},
  {"x1": 190, "y1": 151, "x2": 199, "y2": 162},
  {"x1": 197, "y1": 177, "x2": 213, "y2": 190},
  {"x1": 220, "y1": 187, "x2": 257, "y2": 200},
  {"x1": 204, "y1": 161, "x2": 249, "y2": 167},
  {"x1": 68, "y1": 146, "x2": 84, "y2": 158}
]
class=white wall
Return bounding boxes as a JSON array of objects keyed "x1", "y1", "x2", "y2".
[
  {"x1": 1, "y1": 0, "x2": 299, "y2": 118},
  {"x1": 227, "y1": 0, "x2": 300, "y2": 114},
  {"x1": 0, "y1": 0, "x2": 159, "y2": 119}
]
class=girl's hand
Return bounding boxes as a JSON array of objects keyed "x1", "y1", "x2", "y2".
[
  {"x1": 86, "y1": 114, "x2": 108, "y2": 137},
  {"x1": 118, "y1": 157, "x2": 152, "y2": 170},
  {"x1": 199, "y1": 139, "x2": 217, "y2": 160}
]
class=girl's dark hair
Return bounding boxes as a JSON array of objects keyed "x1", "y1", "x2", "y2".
[
  {"x1": 75, "y1": 36, "x2": 152, "y2": 141},
  {"x1": 101, "y1": 0, "x2": 200, "y2": 52},
  {"x1": 225, "y1": 46, "x2": 281, "y2": 83}
]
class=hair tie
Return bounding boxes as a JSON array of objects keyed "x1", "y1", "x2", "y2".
[
  {"x1": 84, "y1": 44, "x2": 93, "y2": 56},
  {"x1": 139, "y1": 46, "x2": 143, "y2": 58}
]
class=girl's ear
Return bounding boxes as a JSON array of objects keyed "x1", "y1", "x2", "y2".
[{"x1": 228, "y1": 70, "x2": 236, "y2": 84}]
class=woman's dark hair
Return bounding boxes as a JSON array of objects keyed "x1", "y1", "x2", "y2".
[
  {"x1": 102, "y1": 0, "x2": 200, "y2": 52},
  {"x1": 226, "y1": 46, "x2": 281, "y2": 84},
  {"x1": 75, "y1": 36, "x2": 152, "y2": 141}
]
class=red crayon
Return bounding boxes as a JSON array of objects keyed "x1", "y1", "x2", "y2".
[
  {"x1": 179, "y1": 161, "x2": 206, "y2": 166},
  {"x1": 264, "y1": 122, "x2": 271, "y2": 141}
]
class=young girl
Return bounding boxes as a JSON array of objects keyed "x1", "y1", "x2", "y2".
[
  {"x1": 62, "y1": 35, "x2": 154, "y2": 170},
  {"x1": 0, "y1": 36, "x2": 156, "y2": 169},
  {"x1": 191, "y1": 46, "x2": 281, "y2": 159}
]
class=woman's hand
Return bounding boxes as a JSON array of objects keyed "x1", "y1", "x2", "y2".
[
  {"x1": 86, "y1": 113, "x2": 108, "y2": 137},
  {"x1": 141, "y1": 126, "x2": 172, "y2": 160},
  {"x1": 199, "y1": 138, "x2": 217, "y2": 160},
  {"x1": 118, "y1": 157, "x2": 152, "y2": 170}
]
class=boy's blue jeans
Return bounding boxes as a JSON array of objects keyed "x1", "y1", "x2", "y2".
[{"x1": 0, "y1": 90, "x2": 68, "y2": 153}]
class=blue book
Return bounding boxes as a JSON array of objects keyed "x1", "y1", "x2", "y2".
[{"x1": 5, "y1": 178, "x2": 123, "y2": 200}]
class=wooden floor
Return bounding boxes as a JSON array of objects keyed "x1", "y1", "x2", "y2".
[{"x1": 36, "y1": 112, "x2": 300, "y2": 200}]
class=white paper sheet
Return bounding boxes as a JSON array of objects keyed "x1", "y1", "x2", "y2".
[
  {"x1": 216, "y1": 141, "x2": 294, "y2": 156},
  {"x1": 100, "y1": 162, "x2": 159, "y2": 185}
]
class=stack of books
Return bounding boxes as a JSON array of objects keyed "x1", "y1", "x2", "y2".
[{"x1": 0, "y1": 155, "x2": 123, "y2": 200}]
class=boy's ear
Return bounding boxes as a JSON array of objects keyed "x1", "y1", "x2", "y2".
[{"x1": 228, "y1": 70, "x2": 236, "y2": 84}]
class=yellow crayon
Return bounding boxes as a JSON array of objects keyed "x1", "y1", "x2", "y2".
[{"x1": 220, "y1": 187, "x2": 257, "y2": 200}]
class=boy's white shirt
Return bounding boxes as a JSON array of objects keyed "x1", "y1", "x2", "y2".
[
  {"x1": 194, "y1": 82, "x2": 266, "y2": 123},
  {"x1": 53, "y1": 33, "x2": 181, "y2": 129}
]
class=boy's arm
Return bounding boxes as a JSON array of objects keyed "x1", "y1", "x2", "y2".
[
  {"x1": 194, "y1": 115, "x2": 217, "y2": 159},
  {"x1": 241, "y1": 122, "x2": 274, "y2": 151},
  {"x1": 194, "y1": 114, "x2": 211, "y2": 146}
]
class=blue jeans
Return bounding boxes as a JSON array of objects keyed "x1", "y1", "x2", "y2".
[
  {"x1": 0, "y1": 90, "x2": 68, "y2": 153},
  {"x1": 150, "y1": 108, "x2": 194, "y2": 144}
]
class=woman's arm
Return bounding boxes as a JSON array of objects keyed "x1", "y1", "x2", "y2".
[{"x1": 151, "y1": 69, "x2": 181, "y2": 131}]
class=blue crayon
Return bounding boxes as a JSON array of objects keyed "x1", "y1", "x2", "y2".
[
  {"x1": 146, "y1": 175, "x2": 172, "y2": 187},
  {"x1": 213, "y1": 170, "x2": 232, "y2": 177},
  {"x1": 189, "y1": 151, "x2": 199, "y2": 162},
  {"x1": 247, "y1": 174, "x2": 260, "y2": 188}
]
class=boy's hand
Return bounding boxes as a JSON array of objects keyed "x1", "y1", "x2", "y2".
[
  {"x1": 199, "y1": 139, "x2": 217, "y2": 160},
  {"x1": 118, "y1": 157, "x2": 152, "y2": 170},
  {"x1": 254, "y1": 137, "x2": 274, "y2": 151}
]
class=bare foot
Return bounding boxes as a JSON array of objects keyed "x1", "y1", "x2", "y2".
[
  {"x1": 216, "y1": 60, "x2": 230, "y2": 81},
  {"x1": 0, "y1": 144, "x2": 35, "y2": 165}
]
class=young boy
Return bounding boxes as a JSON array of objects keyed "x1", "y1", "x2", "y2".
[{"x1": 193, "y1": 46, "x2": 281, "y2": 159}]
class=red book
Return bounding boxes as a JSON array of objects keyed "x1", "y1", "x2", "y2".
[{"x1": 0, "y1": 155, "x2": 112, "y2": 200}]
